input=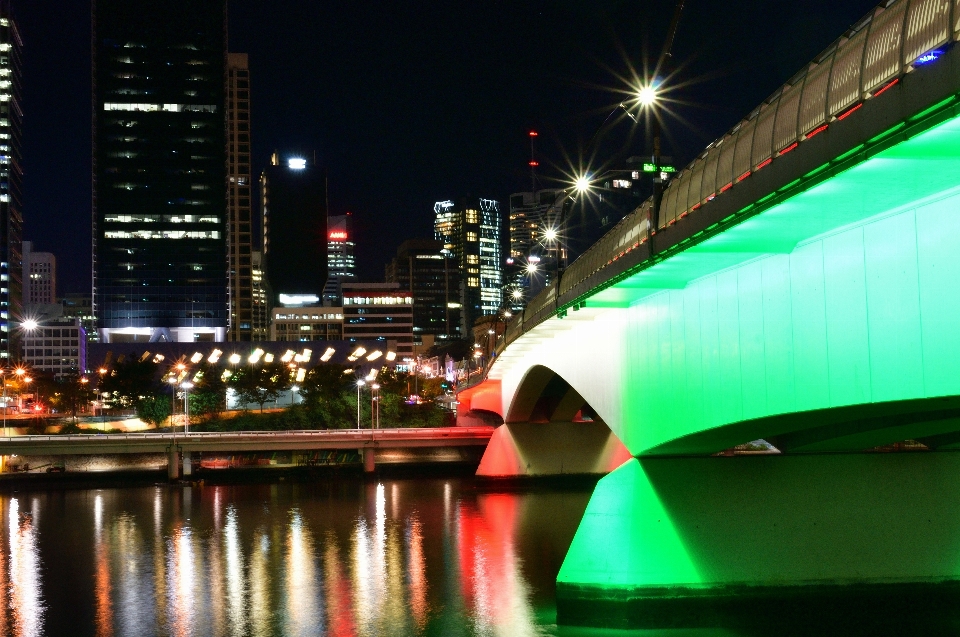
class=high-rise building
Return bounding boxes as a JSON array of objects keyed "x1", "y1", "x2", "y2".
[
  {"x1": 434, "y1": 197, "x2": 501, "y2": 332},
  {"x1": 22, "y1": 241, "x2": 55, "y2": 306},
  {"x1": 226, "y1": 52, "x2": 254, "y2": 341},
  {"x1": 22, "y1": 317, "x2": 86, "y2": 377},
  {"x1": 322, "y1": 213, "x2": 356, "y2": 306},
  {"x1": 250, "y1": 250, "x2": 268, "y2": 340},
  {"x1": 342, "y1": 282, "x2": 413, "y2": 358},
  {"x1": 508, "y1": 189, "x2": 564, "y2": 260},
  {"x1": 0, "y1": 7, "x2": 22, "y2": 362},
  {"x1": 93, "y1": 0, "x2": 228, "y2": 343},
  {"x1": 260, "y1": 153, "x2": 327, "y2": 307},
  {"x1": 384, "y1": 239, "x2": 461, "y2": 344}
]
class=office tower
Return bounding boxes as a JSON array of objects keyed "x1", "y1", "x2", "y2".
[
  {"x1": 60, "y1": 292, "x2": 96, "y2": 345},
  {"x1": 93, "y1": 0, "x2": 227, "y2": 343},
  {"x1": 260, "y1": 153, "x2": 327, "y2": 307},
  {"x1": 342, "y1": 282, "x2": 413, "y2": 358},
  {"x1": 251, "y1": 251, "x2": 268, "y2": 340},
  {"x1": 384, "y1": 239, "x2": 461, "y2": 346},
  {"x1": 508, "y1": 189, "x2": 565, "y2": 260},
  {"x1": 322, "y1": 213, "x2": 356, "y2": 306},
  {"x1": 0, "y1": 7, "x2": 21, "y2": 362},
  {"x1": 226, "y1": 52, "x2": 254, "y2": 341},
  {"x1": 22, "y1": 241, "x2": 54, "y2": 306},
  {"x1": 434, "y1": 197, "x2": 502, "y2": 332},
  {"x1": 22, "y1": 317, "x2": 86, "y2": 377}
]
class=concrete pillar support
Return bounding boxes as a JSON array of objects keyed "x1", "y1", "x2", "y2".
[
  {"x1": 557, "y1": 452, "x2": 960, "y2": 628},
  {"x1": 476, "y1": 422, "x2": 632, "y2": 477},
  {"x1": 363, "y1": 448, "x2": 375, "y2": 473},
  {"x1": 167, "y1": 447, "x2": 180, "y2": 481},
  {"x1": 182, "y1": 451, "x2": 192, "y2": 477}
]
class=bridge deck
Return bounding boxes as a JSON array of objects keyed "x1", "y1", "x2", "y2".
[{"x1": 0, "y1": 427, "x2": 495, "y2": 456}]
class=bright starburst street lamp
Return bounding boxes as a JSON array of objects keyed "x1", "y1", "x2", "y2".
[
  {"x1": 637, "y1": 83, "x2": 658, "y2": 108},
  {"x1": 542, "y1": 227, "x2": 558, "y2": 242},
  {"x1": 574, "y1": 174, "x2": 591, "y2": 193}
]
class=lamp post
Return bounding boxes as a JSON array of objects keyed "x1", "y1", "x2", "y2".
[
  {"x1": 97, "y1": 367, "x2": 107, "y2": 432},
  {"x1": 371, "y1": 383, "x2": 380, "y2": 429},
  {"x1": 0, "y1": 369, "x2": 6, "y2": 437},
  {"x1": 181, "y1": 381, "x2": 193, "y2": 434},
  {"x1": 356, "y1": 379, "x2": 365, "y2": 429},
  {"x1": 167, "y1": 375, "x2": 177, "y2": 431}
]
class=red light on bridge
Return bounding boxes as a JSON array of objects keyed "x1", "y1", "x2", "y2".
[
  {"x1": 805, "y1": 124, "x2": 829, "y2": 140},
  {"x1": 528, "y1": 161, "x2": 539, "y2": 167},
  {"x1": 778, "y1": 142, "x2": 799, "y2": 156}
]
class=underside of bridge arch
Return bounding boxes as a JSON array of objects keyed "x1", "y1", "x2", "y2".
[{"x1": 477, "y1": 365, "x2": 632, "y2": 478}]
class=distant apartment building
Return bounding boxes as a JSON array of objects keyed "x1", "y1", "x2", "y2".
[
  {"x1": 251, "y1": 250, "x2": 268, "y2": 340},
  {"x1": 433, "y1": 197, "x2": 501, "y2": 332},
  {"x1": 342, "y1": 282, "x2": 413, "y2": 358},
  {"x1": 22, "y1": 241, "x2": 55, "y2": 306},
  {"x1": 384, "y1": 239, "x2": 460, "y2": 345},
  {"x1": 226, "y1": 52, "x2": 254, "y2": 341},
  {"x1": 271, "y1": 307, "x2": 343, "y2": 342}
]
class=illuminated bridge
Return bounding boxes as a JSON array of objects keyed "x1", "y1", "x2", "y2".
[{"x1": 459, "y1": 0, "x2": 960, "y2": 626}]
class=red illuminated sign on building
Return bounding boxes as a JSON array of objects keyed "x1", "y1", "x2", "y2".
[{"x1": 329, "y1": 231, "x2": 348, "y2": 241}]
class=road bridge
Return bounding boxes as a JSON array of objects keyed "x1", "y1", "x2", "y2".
[
  {"x1": 0, "y1": 427, "x2": 494, "y2": 478},
  {"x1": 458, "y1": 0, "x2": 960, "y2": 625}
]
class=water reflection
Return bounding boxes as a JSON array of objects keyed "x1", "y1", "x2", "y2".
[
  {"x1": 7, "y1": 498, "x2": 44, "y2": 637},
  {"x1": 0, "y1": 477, "x2": 593, "y2": 637}
]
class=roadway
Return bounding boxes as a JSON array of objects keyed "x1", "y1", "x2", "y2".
[{"x1": 0, "y1": 427, "x2": 495, "y2": 456}]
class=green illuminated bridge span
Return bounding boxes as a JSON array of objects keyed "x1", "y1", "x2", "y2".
[{"x1": 458, "y1": 0, "x2": 960, "y2": 627}]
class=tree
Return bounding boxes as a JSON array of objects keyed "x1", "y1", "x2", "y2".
[
  {"x1": 299, "y1": 364, "x2": 356, "y2": 429},
  {"x1": 100, "y1": 358, "x2": 161, "y2": 409},
  {"x1": 47, "y1": 374, "x2": 93, "y2": 422},
  {"x1": 136, "y1": 395, "x2": 170, "y2": 428},
  {"x1": 188, "y1": 362, "x2": 227, "y2": 421},
  {"x1": 227, "y1": 362, "x2": 292, "y2": 413}
]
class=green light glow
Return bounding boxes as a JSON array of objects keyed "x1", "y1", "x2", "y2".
[
  {"x1": 557, "y1": 459, "x2": 700, "y2": 588},
  {"x1": 586, "y1": 112, "x2": 960, "y2": 455}
]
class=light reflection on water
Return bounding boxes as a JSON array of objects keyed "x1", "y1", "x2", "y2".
[{"x1": 0, "y1": 477, "x2": 594, "y2": 637}]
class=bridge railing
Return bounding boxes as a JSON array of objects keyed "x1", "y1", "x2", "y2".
[{"x1": 491, "y1": 0, "x2": 958, "y2": 369}]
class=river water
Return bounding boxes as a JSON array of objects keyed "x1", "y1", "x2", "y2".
[{"x1": 1, "y1": 473, "x2": 957, "y2": 637}]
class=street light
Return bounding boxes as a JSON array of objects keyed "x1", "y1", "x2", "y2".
[
  {"x1": 637, "y1": 83, "x2": 658, "y2": 107},
  {"x1": 371, "y1": 383, "x2": 380, "y2": 429},
  {"x1": 181, "y1": 381, "x2": 194, "y2": 434},
  {"x1": 97, "y1": 367, "x2": 107, "y2": 432},
  {"x1": 356, "y1": 379, "x2": 365, "y2": 429}
]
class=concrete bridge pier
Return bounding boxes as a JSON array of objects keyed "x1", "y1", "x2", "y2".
[
  {"x1": 557, "y1": 451, "x2": 960, "y2": 628},
  {"x1": 166, "y1": 447, "x2": 180, "y2": 481},
  {"x1": 362, "y1": 448, "x2": 375, "y2": 473},
  {"x1": 476, "y1": 422, "x2": 631, "y2": 477},
  {"x1": 182, "y1": 451, "x2": 192, "y2": 477}
]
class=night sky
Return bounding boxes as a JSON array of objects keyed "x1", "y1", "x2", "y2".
[{"x1": 17, "y1": 0, "x2": 877, "y2": 293}]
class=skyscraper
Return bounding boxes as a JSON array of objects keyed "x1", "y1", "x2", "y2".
[
  {"x1": 0, "y1": 5, "x2": 22, "y2": 361},
  {"x1": 93, "y1": 0, "x2": 228, "y2": 343},
  {"x1": 226, "y1": 52, "x2": 254, "y2": 341},
  {"x1": 260, "y1": 153, "x2": 327, "y2": 307},
  {"x1": 322, "y1": 213, "x2": 356, "y2": 306},
  {"x1": 434, "y1": 197, "x2": 501, "y2": 332},
  {"x1": 22, "y1": 241, "x2": 55, "y2": 306},
  {"x1": 384, "y1": 239, "x2": 460, "y2": 344}
]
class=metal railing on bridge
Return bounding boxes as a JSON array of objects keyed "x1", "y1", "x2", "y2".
[{"x1": 491, "y1": 0, "x2": 960, "y2": 367}]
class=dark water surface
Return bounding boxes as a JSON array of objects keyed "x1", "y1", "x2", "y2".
[{"x1": 1, "y1": 473, "x2": 959, "y2": 637}]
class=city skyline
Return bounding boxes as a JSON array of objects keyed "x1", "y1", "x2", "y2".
[{"x1": 17, "y1": 0, "x2": 876, "y2": 292}]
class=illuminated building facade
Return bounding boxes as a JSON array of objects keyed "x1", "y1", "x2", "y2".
[
  {"x1": 250, "y1": 250, "x2": 268, "y2": 340},
  {"x1": 322, "y1": 213, "x2": 356, "y2": 306},
  {"x1": 22, "y1": 241, "x2": 55, "y2": 306},
  {"x1": 507, "y1": 189, "x2": 564, "y2": 260},
  {"x1": 384, "y1": 239, "x2": 460, "y2": 342},
  {"x1": 22, "y1": 318, "x2": 85, "y2": 377},
  {"x1": 260, "y1": 153, "x2": 327, "y2": 308},
  {"x1": 270, "y1": 306, "x2": 343, "y2": 342},
  {"x1": 93, "y1": 0, "x2": 228, "y2": 343},
  {"x1": 0, "y1": 7, "x2": 22, "y2": 361},
  {"x1": 434, "y1": 197, "x2": 501, "y2": 332},
  {"x1": 342, "y1": 282, "x2": 413, "y2": 358},
  {"x1": 226, "y1": 52, "x2": 254, "y2": 341}
]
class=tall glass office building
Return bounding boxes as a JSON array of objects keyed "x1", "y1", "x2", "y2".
[
  {"x1": 93, "y1": 0, "x2": 227, "y2": 343},
  {"x1": 0, "y1": 4, "x2": 21, "y2": 361}
]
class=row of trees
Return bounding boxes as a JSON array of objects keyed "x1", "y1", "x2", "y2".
[{"x1": 91, "y1": 359, "x2": 449, "y2": 431}]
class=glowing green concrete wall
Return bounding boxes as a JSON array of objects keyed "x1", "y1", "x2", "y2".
[{"x1": 492, "y1": 114, "x2": 960, "y2": 456}]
